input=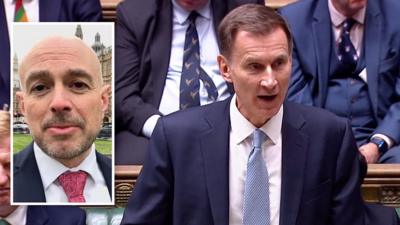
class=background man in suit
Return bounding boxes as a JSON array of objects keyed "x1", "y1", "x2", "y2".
[
  {"x1": 0, "y1": 109, "x2": 86, "y2": 225},
  {"x1": 115, "y1": 0, "x2": 264, "y2": 164},
  {"x1": 13, "y1": 36, "x2": 112, "y2": 203},
  {"x1": 121, "y1": 4, "x2": 368, "y2": 225},
  {"x1": 0, "y1": 0, "x2": 102, "y2": 113},
  {"x1": 279, "y1": 0, "x2": 400, "y2": 163}
]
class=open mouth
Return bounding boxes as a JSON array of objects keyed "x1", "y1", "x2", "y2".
[{"x1": 258, "y1": 95, "x2": 278, "y2": 101}]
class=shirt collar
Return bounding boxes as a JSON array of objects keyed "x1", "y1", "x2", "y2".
[
  {"x1": 33, "y1": 143, "x2": 99, "y2": 190},
  {"x1": 2, "y1": 206, "x2": 27, "y2": 225},
  {"x1": 229, "y1": 94, "x2": 283, "y2": 146},
  {"x1": 172, "y1": 0, "x2": 211, "y2": 25},
  {"x1": 9, "y1": 0, "x2": 33, "y2": 4},
  {"x1": 328, "y1": 0, "x2": 366, "y2": 27}
]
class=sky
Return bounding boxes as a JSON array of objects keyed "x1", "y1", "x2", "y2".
[{"x1": 12, "y1": 22, "x2": 114, "y2": 60}]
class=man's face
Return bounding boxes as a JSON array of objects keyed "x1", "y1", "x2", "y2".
[
  {"x1": 17, "y1": 37, "x2": 109, "y2": 166},
  {"x1": 176, "y1": 0, "x2": 208, "y2": 11},
  {"x1": 0, "y1": 136, "x2": 10, "y2": 205},
  {"x1": 332, "y1": 0, "x2": 367, "y2": 17},
  {"x1": 218, "y1": 28, "x2": 291, "y2": 127}
]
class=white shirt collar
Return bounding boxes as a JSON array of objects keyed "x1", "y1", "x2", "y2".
[
  {"x1": 172, "y1": 0, "x2": 211, "y2": 25},
  {"x1": 7, "y1": 0, "x2": 33, "y2": 4},
  {"x1": 229, "y1": 94, "x2": 283, "y2": 145},
  {"x1": 2, "y1": 206, "x2": 27, "y2": 225},
  {"x1": 33, "y1": 143, "x2": 101, "y2": 190},
  {"x1": 328, "y1": 0, "x2": 365, "y2": 27}
]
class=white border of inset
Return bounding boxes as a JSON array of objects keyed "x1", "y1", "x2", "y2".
[{"x1": 10, "y1": 22, "x2": 115, "y2": 206}]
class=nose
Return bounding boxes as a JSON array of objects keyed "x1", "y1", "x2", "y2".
[
  {"x1": 49, "y1": 87, "x2": 72, "y2": 113},
  {"x1": 260, "y1": 66, "x2": 278, "y2": 90}
]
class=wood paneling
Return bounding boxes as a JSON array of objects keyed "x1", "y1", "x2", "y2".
[{"x1": 115, "y1": 164, "x2": 400, "y2": 207}]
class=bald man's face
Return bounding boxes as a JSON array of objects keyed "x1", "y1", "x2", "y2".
[{"x1": 17, "y1": 38, "x2": 110, "y2": 167}]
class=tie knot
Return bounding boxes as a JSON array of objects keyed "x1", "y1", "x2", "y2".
[
  {"x1": 58, "y1": 170, "x2": 87, "y2": 202},
  {"x1": 252, "y1": 129, "x2": 266, "y2": 149},
  {"x1": 187, "y1": 11, "x2": 199, "y2": 24},
  {"x1": 342, "y1": 18, "x2": 356, "y2": 32}
]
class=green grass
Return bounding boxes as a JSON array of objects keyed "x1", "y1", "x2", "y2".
[{"x1": 13, "y1": 133, "x2": 112, "y2": 155}]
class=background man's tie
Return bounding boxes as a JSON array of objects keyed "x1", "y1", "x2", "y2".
[
  {"x1": 58, "y1": 170, "x2": 88, "y2": 202},
  {"x1": 337, "y1": 18, "x2": 358, "y2": 71},
  {"x1": 179, "y1": 11, "x2": 218, "y2": 110},
  {"x1": 14, "y1": 0, "x2": 29, "y2": 22},
  {"x1": 243, "y1": 128, "x2": 270, "y2": 225}
]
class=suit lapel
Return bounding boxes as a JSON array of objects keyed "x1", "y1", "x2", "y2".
[
  {"x1": 13, "y1": 143, "x2": 47, "y2": 202},
  {"x1": 39, "y1": 0, "x2": 61, "y2": 21},
  {"x1": 279, "y1": 103, "x2": 308, "y2": 225},
  {"x1": 312, "y1": 0, "x2": 332, "y2": 107},
  {"x1": 96, "y1": 151, "x2": 112, "y2": 196},
  {"x1": 149, "y1": 0, "x2": 173, "y2": 105},
  {"x1": 26, "y1": 206, "x2": 49, "y2": 225},
  {"x1": 200, "y1": 99, "x2": 231, "y2": 225},
  {"x1": 364, "y1": 0, "x2": 381, "y2": 116}
]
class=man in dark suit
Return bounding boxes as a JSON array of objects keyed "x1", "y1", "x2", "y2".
[
  {"x1": 13, "y1": 36, "x2": 112, "y2": 203},
  {"x1": 279, "y1": 0, "x2": 400, "y2": 163},
  {"x1": 0, "y1": 110, "x2": 86, "y2": 224},
  {"x1": 121, "y1": 5, "x2": 369, "y2": 225},
  {"x1": 115, "y1": 0, "x2": 264, "y2": 164},
  {"x1": 0, "y1": 0, "x2": 102, "y2": 112}
]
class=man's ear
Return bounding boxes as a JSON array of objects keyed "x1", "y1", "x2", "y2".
[
  {"x1": 100, "y1": 84, "x2": 111, "y2": 112},
  {"x1": 217, "y1": 55, "x2": 232, "y2": 83},
  {"x1": 16, "y1": 91, "x2": 26, "y2": 116}
]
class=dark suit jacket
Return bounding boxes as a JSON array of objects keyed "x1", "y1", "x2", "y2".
[
  {"x1": 115, "y1": 0, "x2": 264, "y2": 164},
  {"x1": 13, "y1": 143, "x2": 112, "y2": 203},
  {"x1": 279, "y1": 0, "x2": 400, "y2": 144},
  {"x1": 27, "y1": 206, "x2": 86, "y2": 225},
  {"x1": 0, "y1": 0, "x2": 102, "y2": 107},
  {"x1": 121, "y1": 98, "x2": 366, "y2": 225}
]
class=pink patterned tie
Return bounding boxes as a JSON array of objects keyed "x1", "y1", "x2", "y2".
[{"x1": 58, "y1": 171, "x2": 87, "y2": 202}]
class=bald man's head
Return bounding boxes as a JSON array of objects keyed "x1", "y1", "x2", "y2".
[
  {"x1": 19, "y1": 36, "x2": 102, "y2": 90},
  {"x1": 16, "y1": 36, "x2": 110, "y2": 168}
]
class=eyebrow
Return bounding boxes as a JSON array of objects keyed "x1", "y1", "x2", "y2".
[
  {"x1": 24, "y1": 69, "x2": 95, "y2": 88},
  {"x1": 24, "y1": 70, "x2": 51, "y2": 89},
  {"x1": 66, "y1": 69, "x2": 95, "y2": 86}
]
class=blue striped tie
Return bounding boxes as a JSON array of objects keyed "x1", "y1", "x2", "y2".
[{"x1": 243, "y1": 129, "x2": 270, "y2": 225}]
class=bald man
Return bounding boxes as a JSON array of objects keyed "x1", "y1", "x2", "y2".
[{"x1": 13, "y1": 36, "x2": 112, "y2": 204}]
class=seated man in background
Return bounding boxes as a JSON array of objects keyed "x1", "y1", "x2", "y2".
[
  {"x1": 121, "y1": 4, "x2": 376, "y2": 225},
  {"x1": 0, "y1": 0, "x2": 102, "y2": 112},
  {"x1": 280, "y1": 0, "x2": 400, "y2": 163},
  {"x1": 115, "y1": 0, "x2": 264, "y2": 164},
  {"x1": 0, "y1": 108, "x2": 86, "y2": 225},
  {"x1": 14, "y1": 36, "x2": 112, "y2": 203}
]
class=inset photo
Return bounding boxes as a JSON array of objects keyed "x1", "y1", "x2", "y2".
[{"x1": 11, "y1": 22, "x2": 114, "y2": 205}]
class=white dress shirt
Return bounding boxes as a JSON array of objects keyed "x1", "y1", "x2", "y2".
[
  {"x1": 229, "y1": 95, "x2": 282, "y2": 225},
  {"x1": 142, "y1": 0, "x2": 230, "y2": 137},
  {"x1": 1, "y1": 206, "x2": 27, "y2": 225},
  {"x1": 34, "y1": 143, "x2": 111, "y2": 204},
  {"x1": 328, "y1": 0, "x2": 393, "y2": 148},
  {"x1": 3, "y1": 0, "x2": 39, "y2": 28}
]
